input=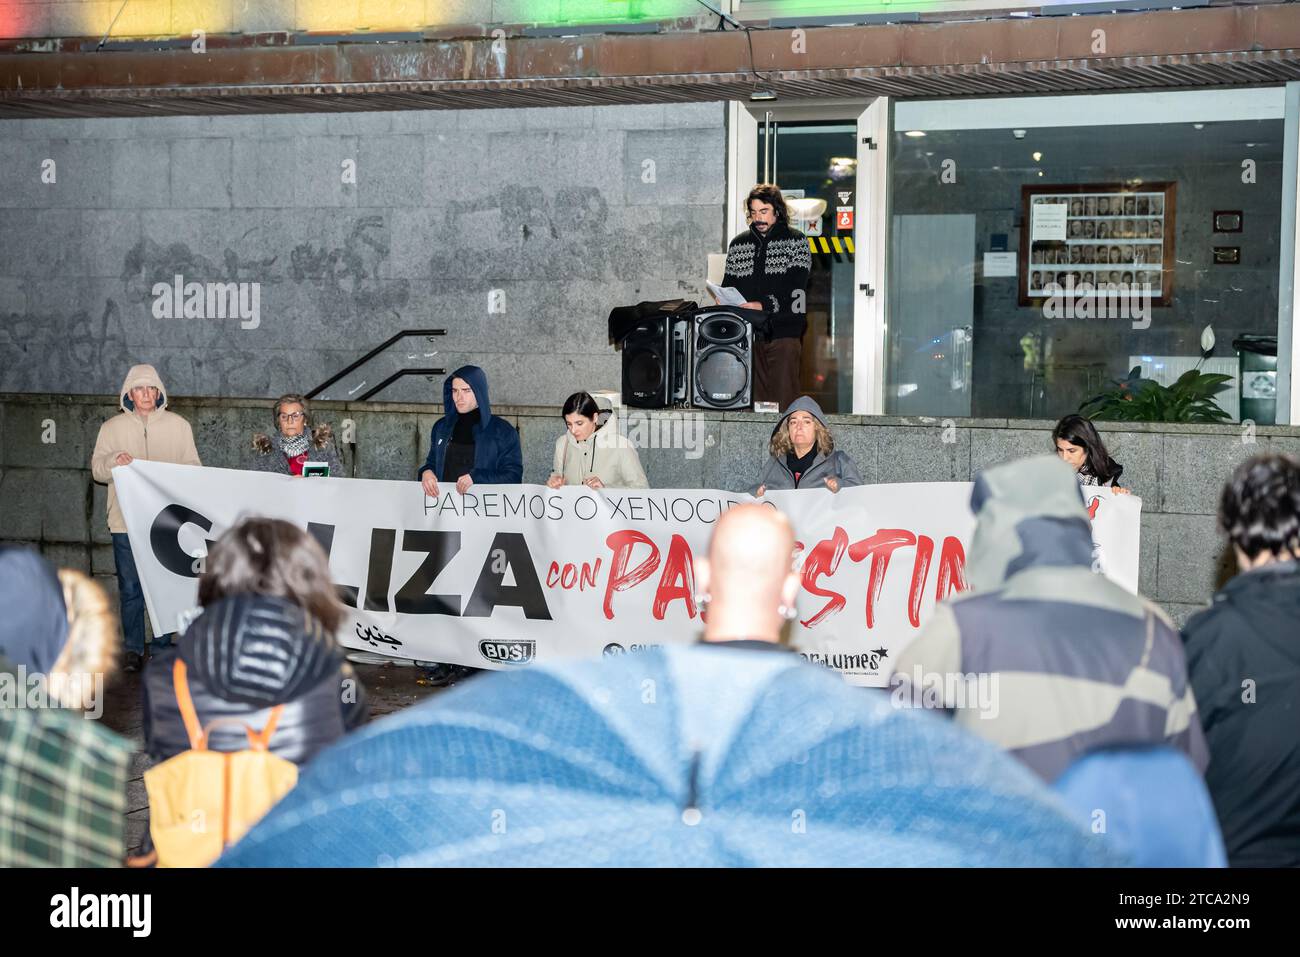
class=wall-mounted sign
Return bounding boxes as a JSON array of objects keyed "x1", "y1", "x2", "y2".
[{"x1": 984, "y1": 252, "x2": 1017, "y2": 277}]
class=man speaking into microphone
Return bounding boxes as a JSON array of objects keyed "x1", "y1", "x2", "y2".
[{"x1": 718, "y1": 184, "x2": 812, "y2": 412}]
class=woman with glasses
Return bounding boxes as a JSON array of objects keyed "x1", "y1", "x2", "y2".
[{"x1": 248, "y1": 393, "x2": 343, "y2": 476}]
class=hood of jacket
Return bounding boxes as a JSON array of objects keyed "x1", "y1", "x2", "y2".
[
  {"x1": 442, "y1": 365, "x2": 494, "y2": 428},
  {"x1": 0, "y1": 546, "x2": 68, "y2": 676},
  {"x1": 771, "y1": 395, "x2": 829, "y2": 439},
  {"x1": 966, "y1": 455, "x2": 1094, "y2": 593},
  {"x1": 179, "y1": 593, "x2": 345, "y2": 708},
  {"x1": 119, "y1": 363, "x2": 168, "y2": 413}
]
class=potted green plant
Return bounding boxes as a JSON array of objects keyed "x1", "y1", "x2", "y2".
[{"x1": 1080, "y1": 365, "x2": 1234, "y2": 422}]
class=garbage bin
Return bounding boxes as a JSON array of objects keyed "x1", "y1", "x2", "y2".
[{"x1": 1233, "y1": 335, "x2": 1278, "y2": 425}]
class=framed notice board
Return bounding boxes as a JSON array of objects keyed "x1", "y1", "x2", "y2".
[{"x1": 1019, "y1": 182, "x2": 1176, "y2": 307}]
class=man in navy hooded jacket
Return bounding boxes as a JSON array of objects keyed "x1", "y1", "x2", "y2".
[
  {"x1": 419, "y1": 365, "x2": 523, "y2": 497},
  {"x1": 416, "y1": 366, "x2": 522, "y2": 687}
]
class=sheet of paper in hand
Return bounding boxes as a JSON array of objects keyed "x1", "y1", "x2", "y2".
[{"x1": 706, "y1": 281, "x2": 747, "y2": 307}]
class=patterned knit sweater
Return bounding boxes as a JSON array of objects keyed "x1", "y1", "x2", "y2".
[{"x1": 721, "y1": 221, "x2": 813, "y2": 340}]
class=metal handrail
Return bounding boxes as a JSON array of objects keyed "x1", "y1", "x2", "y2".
[
  {"x1": 358, "y1": 368, "x2": 446, "y2": 402},
  {"x1": 306, "y1": 329, "x2": 447, "y2": 400}
]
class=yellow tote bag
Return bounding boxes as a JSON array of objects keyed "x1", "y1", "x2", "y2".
[{"x1": 144, "y1": 658, "x2": 299, "y2": 868}]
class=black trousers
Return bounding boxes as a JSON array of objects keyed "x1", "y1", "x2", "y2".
[{"x1": 754, "y1": 337, "x2": 803, "y2": 412}]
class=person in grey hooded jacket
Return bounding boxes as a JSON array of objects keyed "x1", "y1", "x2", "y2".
[{"x1": 752, "y1": 396, "x2": 864, "y2": 496}]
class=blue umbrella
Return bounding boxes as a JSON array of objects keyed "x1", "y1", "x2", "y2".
[{"x1": 218, "y1": 646, "x2": 1117, "y2": 867}]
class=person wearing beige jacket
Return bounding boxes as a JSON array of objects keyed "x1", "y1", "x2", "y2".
[
  {"x1": 545, "y1": 392, "x2": 649, "y2": 490},
  {"x1": 90, "y1": 364, "x2": 201, "y2": 671}
]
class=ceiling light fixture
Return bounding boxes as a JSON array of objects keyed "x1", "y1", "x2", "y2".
[{"x1": 786, "y1": 197, "x2": 828, "y2": 222}]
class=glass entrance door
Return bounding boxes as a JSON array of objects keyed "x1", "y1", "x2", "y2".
[{"x1": 755, "y1": 120, "x2": 859, "y2": 413}]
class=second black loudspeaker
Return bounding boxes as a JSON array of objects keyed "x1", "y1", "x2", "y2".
[
  {"x1": 621, "y1": 314, "x2": 691, "y2": 408},
  {"x1": 692, "y1": 311, "x2": 753, "y2": 410}
]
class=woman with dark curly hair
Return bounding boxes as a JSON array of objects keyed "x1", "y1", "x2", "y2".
[
  {"x1": 1182, "y1": 453, "x2": 1300, "y2": 867},
  {"x1": 248, "y1": 393, "x2": 343, "y2": 477},
  {"x1": 1052, "y1": 414, "x2": 1130, "y2": 494}
]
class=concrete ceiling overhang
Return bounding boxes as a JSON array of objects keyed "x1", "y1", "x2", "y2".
[{"x1": 2, "y1": 5, "x2": 1300, "y2": 118}]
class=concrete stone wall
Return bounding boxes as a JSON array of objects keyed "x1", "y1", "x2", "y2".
[
  {"x1": 5, "y1": 391, "x2": 1298, "y2": 630},
  {"x1": 0, "y1": 102, "x2": 726, "y2": 405}
]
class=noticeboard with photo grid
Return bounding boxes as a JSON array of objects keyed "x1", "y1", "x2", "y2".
[{"x1": 1019, "y1": 182, "x2": 1176, "y2": 307}]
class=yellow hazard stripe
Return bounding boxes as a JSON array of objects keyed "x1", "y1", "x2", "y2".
[
  {"x1": 807, "y1": 238, "x2": 817, "y2": 253},
  {"x1": 844, "y1": 236, "x2": 855, "y2": 254},
  {"x1": 819, "y1": 237, "x2": 830, "y2": 254},
  {"x1": 831, "y1": 236, "x2": 844, "y2": 254}
]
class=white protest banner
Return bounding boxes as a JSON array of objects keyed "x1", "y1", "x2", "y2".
[{"x1": 114, "y1": 463, "x2": 1141, "y2": 687}]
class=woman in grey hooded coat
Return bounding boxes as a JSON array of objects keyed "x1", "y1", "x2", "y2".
[{"x1": 752, "y1": 396, "x2": 864, "y2": 495}]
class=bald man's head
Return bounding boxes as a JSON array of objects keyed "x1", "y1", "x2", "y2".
[
  {"x1": 700, "y1": 504, "x2": 799, "y2": 644},
  {"x1": 709, "y1": 504, "x2": 796, "y2": 589}
]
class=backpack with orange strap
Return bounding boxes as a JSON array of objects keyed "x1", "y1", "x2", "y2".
[{"x1": 142, "y1": 658, "x2": 299, "y2": 868}]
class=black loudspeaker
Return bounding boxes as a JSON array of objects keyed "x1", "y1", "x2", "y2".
[
  {"x1": 622, "y1": 316, "x2": 691, "y2": 408},
  {"x1": 692, "y1": 311, "x2": 753, "y2": 409}
]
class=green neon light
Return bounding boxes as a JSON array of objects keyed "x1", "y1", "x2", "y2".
[
  {"x1": 520, "y1": 1, "x2": 688, "y2": 25},
  {"x1": 520, "y1": 0, "x2": 1046, "y2": 27}
]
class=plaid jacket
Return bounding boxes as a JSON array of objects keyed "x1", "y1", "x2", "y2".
[{"x1": 0, "y1": 691, "x2": 131, "y2": 867}]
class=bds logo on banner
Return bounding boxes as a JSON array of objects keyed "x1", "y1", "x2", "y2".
[{"x1": 479, "y1": 640, "x2": 536, "y2": 664}]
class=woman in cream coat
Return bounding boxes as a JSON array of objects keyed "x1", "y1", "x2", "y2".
[{"x1": 546, "y1": 392, "x2": 649, "y2": 490}]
